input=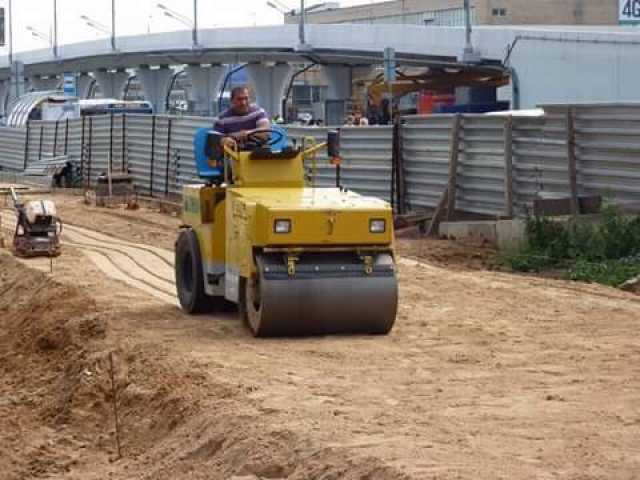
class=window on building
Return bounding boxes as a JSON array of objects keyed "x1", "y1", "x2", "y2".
[
  {"x1": 312, "y1": 86, "x2": 324, "y2": 103},
  {"x1": 292, "y1": 85, "x2": 312, "y2": 106},
  {"x1": 492, "y1": 7, "x2": 507, "y2": 16}
]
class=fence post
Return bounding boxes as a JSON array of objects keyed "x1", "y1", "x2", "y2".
[
  {"x1": 64, "y1": 119, "x2": 69, "y2": 156},
  {"x1": 445, "y1": 114, "x2": 462, "y2": 221},
  {"x1": 150, "y1": 115, "x2": 156, "y2": 197},
  {"x1": 165, "y1": 118, "x2": 173, "y2": 197},
  {"x1": 504, "y1": 115, "x2": 514, "y2": 218},
  {"x1": 38, "y1": 125, "x2": 44, "y2": 161},
  {"x1": 80, "y1": 116, "x2": 86, "y2": 178},
  {"x1": 393, "y1": 117, "x2": 406, "y2": 214},
  {"x1": 53, "y1": 120, "x2": 59, "y2": 157},
  {"x1": 566, "y1": 107, "x2": 579, "y2": 216},
  {"x1": 121, "y1": 114, "x2": 126, "y2": 173},
  {"x1": 426, "y1": 114, "x2": 461, "y2": 236},
  {"x1": 109, "y1": 112, "x2": 114, "y2": 173},
  {"x1": 23, "y1": 121, "x2": 31, "y2": 170},
  {"x1": 87, "y1": 117, "x2": 93, "y2": 189}
]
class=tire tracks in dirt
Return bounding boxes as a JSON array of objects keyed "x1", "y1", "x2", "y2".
[{"x1": 0, "y1": 208, "x2": 178, "y2": 305}]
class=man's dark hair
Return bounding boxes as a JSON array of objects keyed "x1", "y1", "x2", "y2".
[{"x1": 231, "y1": 86, "x2": 249, "y2": 100}]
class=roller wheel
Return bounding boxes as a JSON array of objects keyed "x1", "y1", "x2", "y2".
[
  {"x1": 175, "y1": 229, "x2": 218, "y2": 314},
  {"x1": 240, "y1": 253, "x2": 398, "y2": 337}
]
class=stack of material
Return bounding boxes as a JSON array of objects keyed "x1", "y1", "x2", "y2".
[
  {"x1": 93, "y1": 173, "x2": 136, "y2": 207},
  {"x1": 23, "y1": 156, "x2": 75, "y2": 187}
]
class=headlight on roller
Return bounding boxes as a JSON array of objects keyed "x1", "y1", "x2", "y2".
[
  {"x1": 369, "y1": 219, "x2": 386, "y2": 233},
  {"x1": 274, "y1": 219, "x2": 292, "y2": 234}
]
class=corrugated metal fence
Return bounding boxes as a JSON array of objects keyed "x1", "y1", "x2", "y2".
[
  {"x1": 287, "y1": 125, "x2": 393, "y2": 202},
  {"x1": 402, "y1": 105, "x2": 640, "y2": 217},
  {"x1": 0, "y1": 104, "x2": 639, "y2": 216},
  {"x1": 0, "y1": 126, "x2": 27, "y2": 171}
]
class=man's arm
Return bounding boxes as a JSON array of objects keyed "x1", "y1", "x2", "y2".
[{"x1": 227, "y1": 116, "x2": 271, "y2": 143}]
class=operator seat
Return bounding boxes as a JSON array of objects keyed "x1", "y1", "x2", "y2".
[{"x1": 194, "y1": 128, "x2": 224, "y2": 183}]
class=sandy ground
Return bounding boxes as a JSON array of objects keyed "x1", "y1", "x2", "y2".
[{"x1": 1, "y1": 192, "x2": 640, "y2": 479}]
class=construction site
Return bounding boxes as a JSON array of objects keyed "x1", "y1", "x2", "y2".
[{"x1": 1, "y1": 98, "x2": 640, "y2": 479}]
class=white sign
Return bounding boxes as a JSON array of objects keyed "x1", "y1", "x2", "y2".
[
  {"x1": 383, "y1": 47, "x2": 396, "y2": 83},
  {"x1": 619, "y1": 0, "x2": 640, "y2": 24}
]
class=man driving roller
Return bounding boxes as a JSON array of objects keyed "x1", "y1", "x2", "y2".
[{"x1": 214, "y1": 86, "x2": 271, "y2": 149}]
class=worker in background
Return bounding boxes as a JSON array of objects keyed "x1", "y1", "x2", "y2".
[
  {"x1": 215, "y1": 86, "x2": 271, "y2": 149},
  {"x1": 352, "y1": 107, "x2": 369, "y2": 126},
  {"x1": 355, "y1": 113, "x2": 369, "y2": 126}
]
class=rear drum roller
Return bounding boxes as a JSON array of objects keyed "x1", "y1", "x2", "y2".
[
  {"x1": 242, "y1": 253, "x2": 398, "y2": 337},
  {"x1": 175, "y1": 229, "x2": 219, "y2": 313}
]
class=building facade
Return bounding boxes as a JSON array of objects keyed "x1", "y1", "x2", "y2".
[{"x1": 286, "y1": 0, "x2": 619, "y2": 27}]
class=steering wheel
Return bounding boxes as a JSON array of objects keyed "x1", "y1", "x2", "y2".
[{"x1": 245, "y1": 128, "x2": 285, "y2": 148}]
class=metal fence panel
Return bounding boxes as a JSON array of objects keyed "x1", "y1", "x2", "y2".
[
  {"x1": 567, "y1": 104, "x2": 640, "y2": 207},
  {"x1": 285, "y1": 125, "x2": 393, "y2": 201},
  {"x1": 457, "y1": 115, "x2": 507, "y2": 216},
  {"x1": 126, "y1": 114, "x2": 155, "y2": 195},
  {"x1": 401, "y1": 115, "x2": 454, "y2": 211},
  {"x1": 285, "y1": 125, "x2": 336, "y2": 188},
  {"x1": 66, "y1": 118, "x2": 83, "y2": 162},
  {"x1": 0, "y1": 127, "x2": 27, "y2": 171},
  {"x1": 169, "y1": 116, "x2": 214, "y2": 195},
  {"x1": 152, "y1": 116, "x2": 171, "y2": 197},
  {"x1": 341, "y1": 126, "x2": 393, "y2": 202},
  {"x1": 402, "y1": 115, "x2": 509, "y2": 217},
  {"x1": 513, "y1": 117, "x2": 569, "y2": 216},
  {"x1": 83, "y1": 116, "x2": 111, "y2": 186},
  {"x1": 27, "y1": 121, "x2": 46, "y2": 164}
]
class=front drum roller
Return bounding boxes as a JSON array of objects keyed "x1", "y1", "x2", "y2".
[{"x1": 242, "y1": 252, "x2": 398, "y2": 337}]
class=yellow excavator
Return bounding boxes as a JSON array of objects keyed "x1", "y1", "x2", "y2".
[{"x1": 175, "y1": 127, "x2": 397, "y2": 336}]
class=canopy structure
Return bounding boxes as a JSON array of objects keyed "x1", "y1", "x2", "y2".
[
  {"x1": 367, "y1": 66, "x2": 510, "y2": 107},
  {"x1": 5, "y1": 91, "x2": 63, "y2": 127}
]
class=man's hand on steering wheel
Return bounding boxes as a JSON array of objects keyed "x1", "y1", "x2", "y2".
[{"x1": 245, "y1": 128, "x2": 284, "y2": 148}]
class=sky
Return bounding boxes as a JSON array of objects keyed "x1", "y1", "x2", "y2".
[{"x1": 0, "y1": 0, "x2": 383, "y2": 53}]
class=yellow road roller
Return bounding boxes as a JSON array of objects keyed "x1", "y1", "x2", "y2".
[{"x1": 175, "y1": 127, "x2": 397, "y2": 336}]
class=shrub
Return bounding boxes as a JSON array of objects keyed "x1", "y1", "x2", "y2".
[{"x1": 502, "y1": 205, "x2": 640, "y2": 286}]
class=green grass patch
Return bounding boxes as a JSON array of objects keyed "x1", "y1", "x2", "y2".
[{"x1": 501, "y1": 205, "x2": 640, "y2": 287}]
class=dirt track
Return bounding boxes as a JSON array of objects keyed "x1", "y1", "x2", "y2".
[{"x1": 1, "y1": 192, "x2": 640, "y2": 480}]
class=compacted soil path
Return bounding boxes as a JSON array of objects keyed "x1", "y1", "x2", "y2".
[{"x1": 1, "y1": 192, "x2": 639, "y2": 480}]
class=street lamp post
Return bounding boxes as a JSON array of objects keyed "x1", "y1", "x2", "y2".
[
  {"x1": 157, "y1": 2, "x2": 198, "y2": 48},
  {"x1": 266, "y1": 0, "x2": 309, "y2": 49},
  {"x1": 464, "y1": 0, "x2": 471, "y2": 51},
  {"x1": 461, "y1": 0, "x2": 480, "y2": 63},
  {"x1": 81, "y1": 13, "x2": 115, "y2": 51},
  {"x1": 80, "y1": 2, "x2": 115, "y2": 51},
  {"x1": 193, "y1": 0, "x2": 198, "y2": 47},
  {"x1": 8, "y1": 0, "x2": 12, "y2": 65},
  {"x1": 111, "y1": 0, "x2": 116, "y2": 51},
  {"x1": 298, "y1": 0, "x2": 305, "y2": 47},
  {"x1": 53, "y1": 0, "x2": 58, "y2": 57}
]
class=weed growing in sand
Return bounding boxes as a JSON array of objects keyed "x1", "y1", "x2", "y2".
[{"x1": 501, "y1": 205, "x2": 640, "y2": 287}]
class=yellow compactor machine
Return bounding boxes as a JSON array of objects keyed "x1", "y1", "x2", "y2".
[{"x1": 175, "y1": 127, "x2": 397, "y2": 336}]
